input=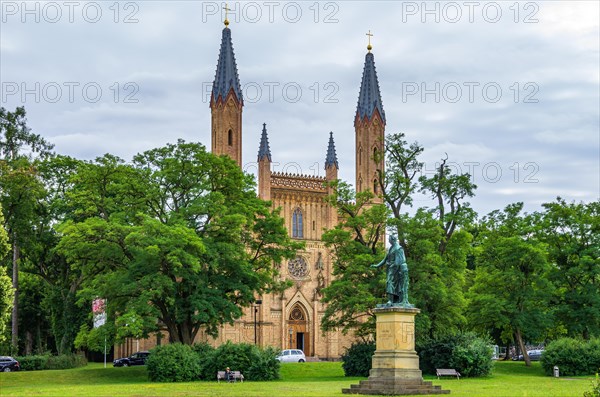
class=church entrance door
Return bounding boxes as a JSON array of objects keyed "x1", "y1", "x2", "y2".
[{"x1": 288, "y1": 304, "x2": 310, "y2": 356}]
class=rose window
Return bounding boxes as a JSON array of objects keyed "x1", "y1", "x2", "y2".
[{"x1": 288, "y1": 257, "x2": 308, "y2": 279}]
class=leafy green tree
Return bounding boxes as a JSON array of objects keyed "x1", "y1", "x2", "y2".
[
  {"x1": 0, "y1": 106, "x2": 54, "y2": 353},
  {"x1": 538, "y1": 198, "x2": 600, "y2": 339},
  {"x1": 467, "y1": 203, "x2": 554, "y2": 366},
  {"x1": 58, "y1": 141, "x2": 300, "y2": 344},
  {"x1": 320, "y1": 181, "x2": 388, "y2": 338},
  {"x1": 0, "y1": 206, "x2": 13, "y2": 345},
  {"x1": 378, "y1": 133, "x2": 475, "y2": 338},
  {"x1": 322, "y1": 134, "x2": 475, "y2": 340}
]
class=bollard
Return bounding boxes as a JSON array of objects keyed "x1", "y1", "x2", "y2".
[{"x1": 553, "y1": 366, "x2": 559, "y2": 378}]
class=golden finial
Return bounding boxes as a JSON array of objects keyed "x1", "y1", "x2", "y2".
[
  {"x1": 366, "y1": 30, "x2": 373, "y2": 52},
  {"x1": 223, "y1": 3, "x2": 231, "y2": 26}
]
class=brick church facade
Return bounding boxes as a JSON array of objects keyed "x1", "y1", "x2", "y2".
[{"x1": 116, "y1": 21, "x2": 386, "y2": 360}]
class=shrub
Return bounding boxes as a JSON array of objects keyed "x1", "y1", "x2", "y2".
[
  {"x1": 418, "y1": 333, "x2": 493, "y2": 377},
  {"x1": 341, "y1": 341, "x2": 376, "y2": 377},
  {"x1": 147, "y1": 343, "x2": 201, "y2": 382},
  {"x1": 198, "y1": 341, "x2": 280, "y2": 381},
  {"x1": 584, "y1": 373, "x2": 600, "y2": 397},
  {"x1": 192, "y1": 342, "x2": 215, "y2": 379},
  {"x1": 45, "y1": 354, "x2": 87, "y2": 370},
  {"x1": 245, "y1": 346, "x2": 281, "y2": 381},
  {"x1": 541, "y1": 338, "x2": 600, "y2": 376},
  {"x1": 15, "y1": 355, "x2": 48, "y2": 371},
  {"x1": 449, "y1": 336, "x2": 494, "y2": 377}
]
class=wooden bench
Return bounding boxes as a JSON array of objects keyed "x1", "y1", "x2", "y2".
[
  {"x1": 217, "y1": 370, "x2": 244, "y2": 383},
  {"x1": 436, "y1": 369, "x2": 461, "y2": 379}
]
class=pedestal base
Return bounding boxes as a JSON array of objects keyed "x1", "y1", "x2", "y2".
[
  {"x1": 342, "y1": 376, "x2": 449, "y2": 395},
  {"x1": 343, "y1": 307, "x2": 449, "y2": 395}
]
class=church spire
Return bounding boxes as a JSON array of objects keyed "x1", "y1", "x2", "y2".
[
  {"x1": 355, "y1": 35, "x2": 385, "y2": 203},
  {"x1": 355, "y1": 42, "x2": 385, "y2": 126},
  {"x1": 210, "y1": 24, "x2": 243, "y2": 167},
  {"x1": 211, "y1": 26, "x2": 243, "y2": 106},
  {"x1": 325, "y1": 131, "x2": 338, "y2": 170},
  {"x1": 258, "y1": 123, "x2": 272, "y2": 162}
]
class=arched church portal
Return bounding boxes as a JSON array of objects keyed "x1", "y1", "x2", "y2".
[{"x1": 288, "y1": 303, "x2": 310, "y2": 356}]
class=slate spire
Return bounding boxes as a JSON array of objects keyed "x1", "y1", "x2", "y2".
[
  {"x1": 257, "y1": 123, "x2": 272, "y2": 162},
  {"x1": 325, "y1": 131, "x2": 339, "y2": 170},
  {"x1": 356, "y1": 51, "x2": 385, "y2": 125},
  {"x1": 211, "y1": 27, "x2": 243, "y2": 105}
]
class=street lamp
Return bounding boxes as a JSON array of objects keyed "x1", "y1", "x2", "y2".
[
  {"x1": 289, "y1": 327, "x2": 293, "y2": 349},
  {"x1": 253, "y1": 299, "x2": 262, "y2": 345}
]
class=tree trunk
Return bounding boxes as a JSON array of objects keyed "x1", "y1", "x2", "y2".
[
  {"x1": 25, "y1": 331, "x2": 33, "y2": 355},
  {"x1": 502, "y1": 343, "x2": 510, "y2": 361},
  {"x1": 11, "y1": 235, "x2": 19, "y2": 355},
  {"x1": 515, "y1": 328, "x2": 531, "y2": 366}
]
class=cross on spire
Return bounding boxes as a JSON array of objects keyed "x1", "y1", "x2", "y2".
[
  {"x1": 366, "y1": 30, "x2": 373, "y2": 52},
  {"x1": 223, "y1": 3, "x2": 231, "y2": 26}
]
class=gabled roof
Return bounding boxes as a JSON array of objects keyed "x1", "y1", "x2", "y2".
[
  {"x1": 212, "y1": 27, "x2": 243, "y2": 105},
  {"x1": 356, "y1": 52, "x2": 385, "y2": 124}
]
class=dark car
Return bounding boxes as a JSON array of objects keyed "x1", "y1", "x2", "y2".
[
  {"x1": 0, "y1": 356, "x2": 20, "y2": 372},
  {"x1": 113, "y1": 351, "x2": 150, "y2": 367}
]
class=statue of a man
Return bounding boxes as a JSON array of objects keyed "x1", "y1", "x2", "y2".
[{"x1": 371, "y1": 235, "x2": 412, "y2": 307}]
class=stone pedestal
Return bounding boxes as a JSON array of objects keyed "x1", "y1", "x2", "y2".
[{"x1": 343, "y1": 307, "x2": 449, "y2": 395}]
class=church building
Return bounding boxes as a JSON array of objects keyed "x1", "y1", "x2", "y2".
[
  {"x1": 202, "y1": 17, "x2": 386, "y2": 360},
  {"x1": 116, "y1": 19, "x2": 386, "y2": 360}
]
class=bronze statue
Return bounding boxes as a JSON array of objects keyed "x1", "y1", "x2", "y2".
[{"x1": 371, "y1": 235, "x2": 412, "y2": 308}]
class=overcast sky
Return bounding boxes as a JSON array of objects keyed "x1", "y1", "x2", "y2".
[{"x1": 1, "y1": 1, "x2": 598, "y2": 216}]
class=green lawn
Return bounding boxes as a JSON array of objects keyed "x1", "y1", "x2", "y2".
[{"x1": 0, "y1": 361, "x2": 593, "y2": 397}]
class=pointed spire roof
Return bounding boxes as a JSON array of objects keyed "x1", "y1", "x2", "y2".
[
  {"x1": 212, "y1": 27, "x2": 243, "y2": 105},
  {"x1": 325, "y1": 132, "x2": 338, "y2": 169},
  {"x1": 356, "y1": 51, "x2": 385, "y2": 125},
  {"x1": 257, "y1": 123, "x2": 272, "y2": 162}
]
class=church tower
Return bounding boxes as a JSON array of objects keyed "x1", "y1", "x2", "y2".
[
  {"x1": 211, "y1": 17, "x2": 243, "y2": 167},
  {"x1": 355, "y1": 35, "x2": 385, "y2": 203}
]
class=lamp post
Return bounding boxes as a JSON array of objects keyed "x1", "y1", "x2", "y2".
[
  {"x1": 253, "y1": 299, "x2": 262, "y2": 345},
  {"x1": 289, "y1": 327, "x2": 293, "y2": 349}
]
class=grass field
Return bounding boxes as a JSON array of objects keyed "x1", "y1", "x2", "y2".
[{"x1": 0, "y1": 360, "x2": 594, "y2": 397}]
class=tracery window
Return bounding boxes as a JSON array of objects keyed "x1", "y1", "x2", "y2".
[
  {"x1": 292, "y1": 208, "x2": 303, "y2": 238},
  {"x1": 288, "y1": 257, "x2": 308, "y2": 279}
]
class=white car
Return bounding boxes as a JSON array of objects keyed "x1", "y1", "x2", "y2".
[{"x1": 276, "y1": 349, "x2": 306, "y2": 363}]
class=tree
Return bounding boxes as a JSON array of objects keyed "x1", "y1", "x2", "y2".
[
  {"x1": 378, "y1": 133, "x2": 476, "y2": 338},
  {"x1": 58, "y1": 141, "x2": 300, "y2": 344},
  {"x1": 0, "y1": 106, "x2": 54, "y2": 353},
  {"x1": 467, "y1": 203, "x2": 554, "y2": 366},
  {"x1": 0, "y1": 206, "x2": 13, "y2": 345},
  {"x1": 320, "y1": 181, "x2": 388, "y2": 338},
  {"x1": 538, "y1": 198, "x2": 600, "y2": 339},
  {"x1": 321, "y1": 134, "x2": 475, "y2": 340}
]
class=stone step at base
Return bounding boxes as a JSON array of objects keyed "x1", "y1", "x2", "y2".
[
  {"x1": 343, "y1": 388, "x2": 450, "y2": 395},
  {"x1": 343, "y1": 378, "x2": 450, "y2": 395}
]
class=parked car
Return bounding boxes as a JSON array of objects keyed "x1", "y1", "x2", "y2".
[
  {"x1": 513, "y1": 349, "x2": 543, "y2": 361},
  {"x1": 0, "y1": 356, "x2": 20, "y2": 372},
  {"x1": 276, "y1": 349, "x2": 306, "y2": 363},
  {"x1": 113, "y1": 351, "x2": 150, "y2": 367}
]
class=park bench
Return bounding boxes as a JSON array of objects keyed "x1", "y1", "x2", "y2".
[
  {"x1": 217, "y1": 370, "x2": 244, "y2": 383},
  {"x1": 436, "y1": 368, "x2": 461, "y2": 379}
]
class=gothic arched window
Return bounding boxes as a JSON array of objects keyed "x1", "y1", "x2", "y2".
[
  {"x1": 373, "y1": 179, "x2": 378, "y2": 194},
  {"x1": 359, "y1": 147, "x2": 363, "y2": 165},
  {"x1": 228, "y1": 129, "x2": 233, "y2": 146},
  {"x1": 292, "y1": 208, "x2": 303, "y2": 238}
]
